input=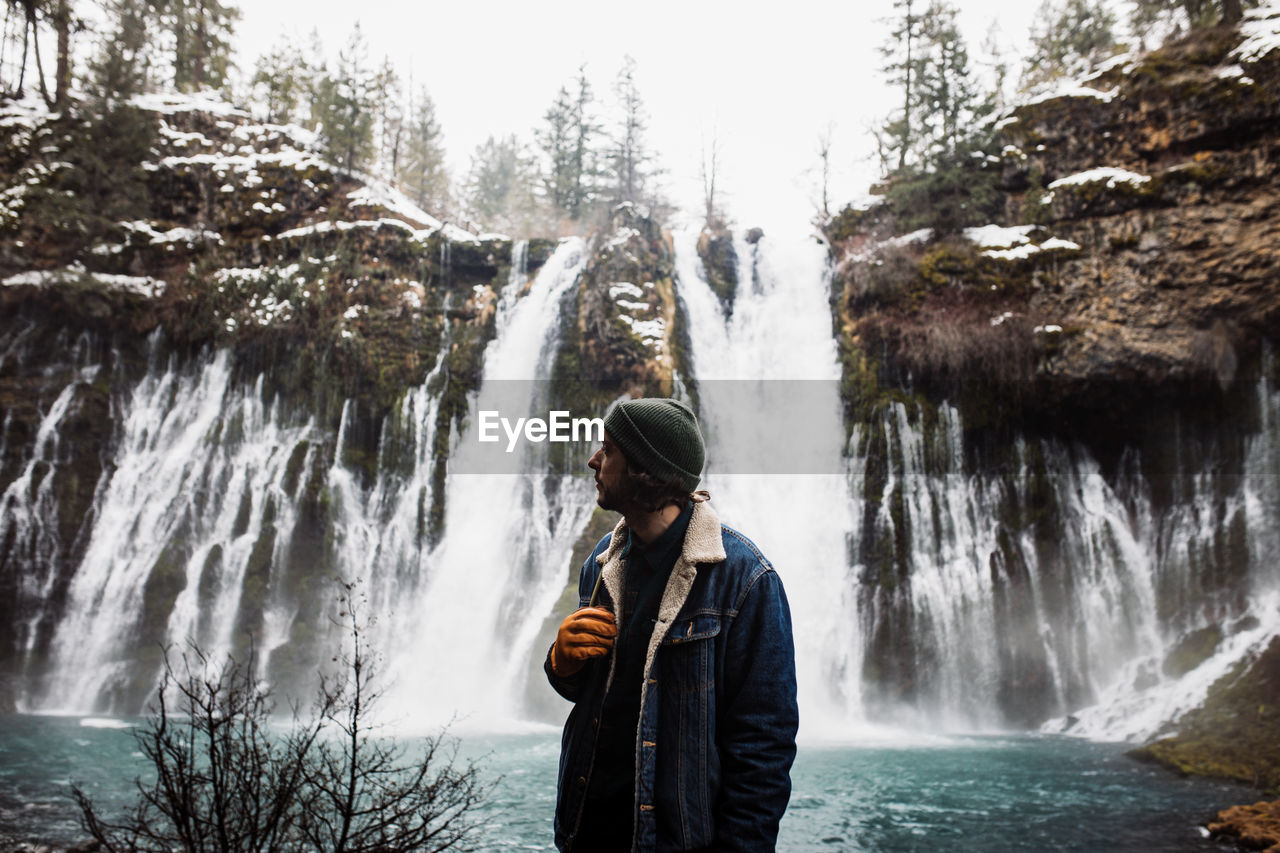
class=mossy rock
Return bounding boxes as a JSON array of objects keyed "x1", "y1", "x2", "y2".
[
  {"x1": 695, "y1": 225, "x2": 738, "y2": 309},
  {"x1": 1131, "y1": 636, "x2": 1280, "y2": 792},
  {"x1": 1163, "y1": 624, "x2": 1224, "y2": 678}
]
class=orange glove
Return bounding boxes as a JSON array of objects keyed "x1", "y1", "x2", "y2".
[{"x1": 550, "y1": 606, "x2": 617, "y2": 677}]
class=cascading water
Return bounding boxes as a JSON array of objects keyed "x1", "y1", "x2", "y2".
[
  {"x1": 675, "y1": 221, "x2": 1280, "y2": 740},
  {"x1": 673, "y1": 224, "x2": 862, "y2": 737},
  {"x1": 848, "y1": 354, "x2": 1280, "y2": 733},
  {"x1": 0, "y1": 325, "x2": 105, "y2": 676},
  {"x1": 374, "y1": 238, "x2": 597, "y2": 728},
  {"x1": 39, "y1": 340, "x2": 315, "y2": 712}
]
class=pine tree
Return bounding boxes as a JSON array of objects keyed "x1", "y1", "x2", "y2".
[
  {"x1": 1020, "y1": 0, "x2": 1120, "y2": 91},
  {"x1": 607, "y1": 55, "x2": 652, "y2": 206},
  {"x1": 397, "y1": 86, "x2": 449, "y2": 214},
  {"x1": 157, "y1": 0, "x2": 239, "y2": 92},
  {"x1": 463, "y1": 134, "x2": 535, "y2": 233},
  {"x1": 371, "y1": 57, "x2": 403, "y2": 175},
  {"x1": 251, "y1": 37, "x2": 309, "y2": 125},
  {"x1": 567, "y1": 65, "x2": 598, "y2": 218},
  {"x1": 876, "y1": 0, "x2": 1000, "y2": 233},
  {"x1": 315, "y1": 24, "x2": 376, "y2": 173},
  {"x1": 536, "y1": 65, "x2": 600, "y2": 222},
  {"x1": 537, "y1": 84, "x2": 577, "y2": 216},
  {"x1": 30, "y1": 0, "x2": 157, "y2": 253},
  {"x1": 1129, "y1": 0, "x2": 1258, "y2": 42},
  {"x1": 878, "y1": 0, "x2": 926, "y2": 173}
]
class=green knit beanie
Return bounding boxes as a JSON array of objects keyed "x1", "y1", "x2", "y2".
[{"x1": 604, "y1": 397, "x2": 705, "y2": 492}]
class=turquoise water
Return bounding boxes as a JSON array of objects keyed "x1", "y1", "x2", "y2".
[{"x1": 0, "y1": 715, "x2": 1246, "y2": 851}]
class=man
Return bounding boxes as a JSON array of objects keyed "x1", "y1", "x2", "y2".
[{"x1": 545, "y1": 397, "x2": 798, "y2": 852}]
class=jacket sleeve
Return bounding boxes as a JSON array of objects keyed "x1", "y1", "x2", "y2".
[
  {"x1": 714, "y1": 567, "x2": 799, "y2": 852},
  {"x1": 544, "y1": 543, "x2": 608, "y2": 702}
]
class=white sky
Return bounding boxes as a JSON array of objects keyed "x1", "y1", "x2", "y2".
[{"x1": 236, "y1": 1, "x2": 1046, "y2": 235}]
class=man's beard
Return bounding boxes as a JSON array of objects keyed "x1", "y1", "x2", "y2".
[{"x1": 595, "y1": 472, "x2": 637, "y2": 513}]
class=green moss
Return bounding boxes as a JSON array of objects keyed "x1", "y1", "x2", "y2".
[
  {"x1": 1163, "y1": 625, "x2": 1224, "y2": 678},
  {"x1": 1131, "y1": 636, "x2": 1280, "y2": 793}
]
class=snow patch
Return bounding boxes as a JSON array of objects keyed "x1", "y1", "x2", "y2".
[
  {"x1": 122, "y1": 220, "x2": 223, "y2": 246},
  {"x1": 347, "y1": 181, "x2": 444, "y2": 232},
  {"x1": 607, "y1": 227, "x2": 640, "y2": 248},
  {"x1": 1022, "y1": 83, "x2": 1119, "y2": 108},
  {"x1": 1048, "y1": 167, "x2": 1151, "y2": 189},
  {"x1": 609, "y1": 282, "x2": 645, "y2": 300},
  {"x1": 618, "y1": 314, "x2": 665, "y2": 347},
  {"x1": 3, "y1": 267, "x2": 165, "y2": 297},
  {"x1": 1233, "y1": 0, "x2": 1280, "y2": 64},
  {"x1": 964, "y1": 224, "x2": 1037, "y2": 249},
  {"x1": 277, "y1": 218, "x2": 417, "y2": 241}
]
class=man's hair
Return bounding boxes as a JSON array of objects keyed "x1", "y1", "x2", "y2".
[{"x1": 623, "y1": 459, "x2": 690, "y2": 513}]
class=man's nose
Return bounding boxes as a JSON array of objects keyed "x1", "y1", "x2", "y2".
[{"x1": 588, "y1": 450, "x2": 602, "y2": 470}]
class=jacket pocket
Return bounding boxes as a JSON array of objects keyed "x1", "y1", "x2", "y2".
[{"x1": 661, "y1": 612, "x2": 721, "y2": 646}]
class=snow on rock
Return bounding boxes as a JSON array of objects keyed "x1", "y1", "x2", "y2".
[
  {"x1": 609, "y1": 282, "x2": 645, "y2": 300},
  {"x1": 122, "y1": 220, "x2": 223, "y2": 246},
  {"x1": 1022, "y1": 83, "x2": 1119, "y2": 108},
  {"x1": 983, "y1": 236, "x2": 1081, "y2": 262},
  {"x1": 618, "y1": 314, "x2": 665, "y2": 348},
  {"x1": 1048, "y1": 167, "x2": 1151, "y2": 190},
  {"x1": 1040, "y1": 237, "x2": 1081, "y2": 251},
  {"x1": 1216, "y1": 64, "x2": 1254, "y2": 84},
  {"x1": 277, "y1": 218, "x2": 417, "y2": 242},
  {"x1": 3, "y1": 266, "x2": 165, "y2": 297},
  {"x1": 964, "y1": 224, "x2": 1038, "y2": 249},
  {"x1": 1234, "y1": 0, "x2": 1280, "y2": 64},
  {"x1": 347, "y1": 180, "x2": 444, "y2": 232},
  {"x1": 607, "y1": 227, "x2": 641, "y2": 248}
]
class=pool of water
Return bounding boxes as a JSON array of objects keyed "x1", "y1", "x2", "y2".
[{"x1": 0, "y1": 715, "x2": 1248, "y2": 851}]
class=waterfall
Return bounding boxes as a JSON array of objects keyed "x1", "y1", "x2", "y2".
[
  {"x1": 675, "y1": 222, "x2": 1280, "y2": 739},
  {"x1": 0, "y1": 326, "x2": 103, "y2": 674},
  {"x1": 673, "y1": 224, "x2": 862, "y2": 737},
  {"x1": 39, "y1": 340, "x2": 315, "y2": 712},
  {"x1": 10, "y1": 217, "x2": 1277, "y2": 740},
  {"x1": 376, "y1": 238, "x2": 596, "y2": 729},
  {"x1": 848, "y1": 362, "x2": 1280, "y2": 734}
]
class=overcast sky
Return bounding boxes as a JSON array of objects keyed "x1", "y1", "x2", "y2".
[{"x1": 236, "y1": 1, "x2": 1049, "y2": 234}]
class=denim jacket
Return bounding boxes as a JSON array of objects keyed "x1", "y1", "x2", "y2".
[{"x1": 545, "y1": 499, "x2": 799, "y2": 852}]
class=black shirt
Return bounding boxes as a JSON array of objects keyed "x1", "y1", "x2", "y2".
[{"x1": 577, "y1": 501, "x2": 693, "y2": 848}]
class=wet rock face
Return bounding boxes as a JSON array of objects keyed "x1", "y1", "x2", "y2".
[
  {"x1": 829, "y1": 21, "x2": 1280, "y2": 421},
  {"x1": 555, "y1": 204, "x2": 681, "y2": 409},
  {"x1": 695, "y1": 223, "x2": 737, "y2": 312}
]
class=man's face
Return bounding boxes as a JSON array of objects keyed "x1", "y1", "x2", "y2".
[{"x1": 588, "y1": 433, "x2": 633, "y2": 512}]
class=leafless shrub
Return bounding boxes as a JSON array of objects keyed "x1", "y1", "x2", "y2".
[{"x1": 73, "y1": 586, "x2": 488, "y2": 853}]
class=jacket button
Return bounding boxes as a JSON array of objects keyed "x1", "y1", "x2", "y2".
[{"x1": 576, "y1": 776, "x2": 587, "y2": 789}]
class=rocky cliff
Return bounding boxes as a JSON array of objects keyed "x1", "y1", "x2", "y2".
[
  {"x1": 829, "y1": 14, "x2": 1280, "y2": 429},
  {"x1": 0, "y1": 92, "x2": 543, "y2": 708},
  {"x1": 825, "y1": 2, "x2": 1280, "y2": 793}
]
